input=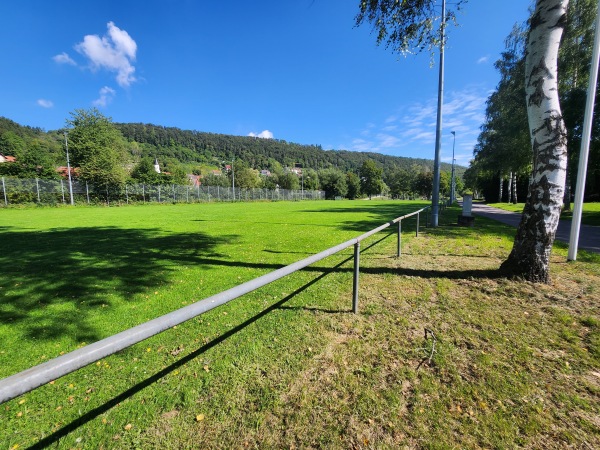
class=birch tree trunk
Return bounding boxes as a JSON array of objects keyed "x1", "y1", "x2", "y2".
[
  {"x1": 507, "y1": 171, "x2": 513, "y2": 203},
  {"x1": 512, "y1": 172, "x2": 518, "y2": 204},
  {"x1": 500, "y1": 0, "x2": 569, "y2": 283},
  {"x1": 498, "y1": 175, "x2": 504, "y2": 202}
]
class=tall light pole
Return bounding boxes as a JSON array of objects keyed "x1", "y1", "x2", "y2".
[
  {"x1": 231, "y1": 157, "x2": 235, "y2": 201},
  {"x1": 450, "y1": 131, "x2": 456, "y2": 204},
  {"x1": 431, "y1": 0, "x2": 446, "y2": 227},
  {"x1": 568, "y1": 0, "x2": 600, "y2": 261},
  {"x1": 64, "y1": 131, "x2": 74, "y2": 206}
]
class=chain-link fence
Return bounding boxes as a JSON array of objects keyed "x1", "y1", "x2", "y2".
[{"x1": 0, "y1": 177, "x2": 326, "y2": 206}]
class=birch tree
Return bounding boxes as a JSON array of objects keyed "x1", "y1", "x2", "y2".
[
  {"x1": 357, "y1": 0, "x2": 570, "y2": 283},
  {"x1": 500, "y1": 0, "x2": 569, "y2": 282}
]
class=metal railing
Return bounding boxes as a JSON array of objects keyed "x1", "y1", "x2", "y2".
[{"x1": 0, "y1": 205, "x2": 432, "y2": 404}]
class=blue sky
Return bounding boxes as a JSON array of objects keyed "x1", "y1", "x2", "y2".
[{"x1": 0, "y1": 1, "x2": 531, "y2": 167}]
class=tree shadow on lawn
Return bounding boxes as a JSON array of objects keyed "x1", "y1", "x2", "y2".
[
  {"x1": 0, "y1": 226, "x2": 228, "y2": 344},
  {"x1": 301, "y1": 202, "x2": 430, "y2": 232},
  {"x1": 27, "y1": 256, "x2": 350, "y2": 449}
]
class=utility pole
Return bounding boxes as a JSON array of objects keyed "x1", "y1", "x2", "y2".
[
  {"x1": 64, "y1": 131, "x2": 74, "y2": 206},
  {"x1": 431, "y1": 0, "x2": 446, "y2": 227},
  {"x1": 232, "y1": 157, "x2": 235, "y2": 201},
  {"x1": 450, "y1": 131, "x2": 456, "y2": 205},
  {"x1": 568, "y1": 0, "x2": 600, "y2": 261}
]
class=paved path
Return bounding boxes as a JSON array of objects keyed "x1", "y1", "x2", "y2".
[{"x1": 468, "y1": 203, "x2": 600, "y2": 254}]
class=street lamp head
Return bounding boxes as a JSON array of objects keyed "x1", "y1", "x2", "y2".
[{"x1": 451, "y1": 131, "x2": 455, "y2": 136}]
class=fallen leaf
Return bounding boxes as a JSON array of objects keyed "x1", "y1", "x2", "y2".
[
  {"x1": 203, "y1": 365, "x2": 210, "y2": 372},
  {"x1": 195, "y1": 414, "x2": 205, "y2": 422},
  {"x1": 124, "y1": 423, "x2": 132, "y2": 431},
  {"x1": 18, "y1": 399, "x2": 25, "y2": 405}
]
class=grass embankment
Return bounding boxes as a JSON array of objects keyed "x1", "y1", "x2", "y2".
[
  {"x1": 489, "y1": 201, "x2": 600, "y2": 226},
  {"x1": 1, "y1": 201, "x2": 599, "y2": 449}
]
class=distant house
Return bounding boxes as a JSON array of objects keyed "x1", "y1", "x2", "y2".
[
  {"x1": 287, "y1": 167, "x2": 302, "y2": 176},
  {"x1": 56, "y1": 166, "x2": 78, "y2": 178},
  {"x1": 260, "y1": 169, "x2": 272, "y2": 177},
  {"x1": 211, "y1": 169, "x2": 222, "y2": 176},
  {"x1": 224, "y1": 164, "x2": 232, "y2": 172},
  {"x1": 0, "y1": 154, "x2": 16, "y2": 163},
  {"x1": 188, "y1": 174, "x2": 201, "y2": 187}
]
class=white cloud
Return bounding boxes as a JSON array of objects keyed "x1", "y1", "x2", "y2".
[
  {"x1": 477, "y1": 55, "x2": 489, "y2": 64},
  {"x1": 53, "y1": 52, "x2": 76, "y2": 65},
  {"x1": 75, "y1": 21, "x2": 137, "y2": 87},
  {"x1": 248, "y1": 130, "x2": 274, "y2": 139},
  {"x1": 37, "y1": 99, "x2": 54, "y2": 108},
  {"x1": 346, "y1": 86, "x2": 490, "y2": 164},
  {"x1": 93, "y1": 86, "x2": 116, "y2": 107}
]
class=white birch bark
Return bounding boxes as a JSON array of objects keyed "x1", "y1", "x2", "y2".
[
  {"x1": 501, "y1": 0, "x2": 569, "y2": 282},
  {"x1": 507, "y1": 171, "x2": 513, "y2": 203},
  {"x1": 512, "y1": 172, "x2": 518, "y2": 204}
]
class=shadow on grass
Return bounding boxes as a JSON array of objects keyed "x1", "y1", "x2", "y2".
[
  {"x1": 0, "y1": 226, "x2": 229, "y2": 343},
  {"x1": 27, "y1": 256, "x2": 350, "y2": 449},
  {"x1": 301, "y1": 202, "x2": 430, "y2": 233}
]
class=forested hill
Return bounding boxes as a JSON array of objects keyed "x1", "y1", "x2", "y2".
[
  {"x1": 0, "y1": 116, "x2": 461, "y2": 176},
  {"x1": 115, "y1": 122, "x2": 458, "y2": 174}
]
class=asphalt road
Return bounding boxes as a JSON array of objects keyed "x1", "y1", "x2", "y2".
[{"x1": 468, "y1": 203, "x2": 600, "y2": 254}]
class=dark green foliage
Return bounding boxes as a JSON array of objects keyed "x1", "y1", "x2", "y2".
[
  {"x1": 359, "y1": 159, "x2": 385, "y2": 199},
  {"x1": 319, "y1": 168, "x2": 348, "y2": 199},
  {"x1": 114, "y1": 122, "x2": 456, "y2": 176},
  {"x1": 66, "y1": 109, "x2": 129, "y2": 189},
  {"x1": 355, "y1": 0, "x2": 466, "y2": 57},
  {"x1": 346, "y1": 171, "x2": 361, "y2": 199}
]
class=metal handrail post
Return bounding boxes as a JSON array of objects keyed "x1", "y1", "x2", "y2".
[
  {"x1": 416, "y1": 212, "x2": 420, "y2": 237},
  {"x1": 397, "y1": 220, "x2": 402, "y2": 257},
  {"x1": 353, "y1": 242, "x2": 360, "y2": 314}
]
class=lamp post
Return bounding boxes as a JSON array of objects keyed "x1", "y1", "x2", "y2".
[
  {"x1": 431, "y1": 0, "x2": 446, "y2": 227},
  {"x1": 450, "y1": 131, "x2": 456, "y2": 205},
  {"x1": 231, "y1": 157, "x2": 235, "y2": 201},
  {"x1": 64, "y1": 131, "x2": 74, "y2": 206}
]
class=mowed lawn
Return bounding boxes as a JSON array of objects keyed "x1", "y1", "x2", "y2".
[
  {"x1": 1, "y1": 200, "x2": 599, "y2": 449},
  {"x1": 0, "y1": 200, "x2": 426, "y2": 448}
]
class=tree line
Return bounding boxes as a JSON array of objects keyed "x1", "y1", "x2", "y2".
[
  {"x1": 464, "y1": 0, "x2": 600, "y2": 204},
  {"x1": 0, "y1": 111, "x2": 462, "y2": 201}
]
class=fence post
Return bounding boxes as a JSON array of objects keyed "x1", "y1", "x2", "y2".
[
  {"x1": 36, "y1": 178, "x2": 40, "y2": 203},
  {"x1": 86, "y1": 182, "x2": 90, "y2": 204},
  {"x1": 1, "y1": 177, "x2": 7, "y2": 206},
  {"x1": 61, "y1": 179, "x2": 65, "y2": 203},
  {"x1": 416, "y1": 212, "x2": 420, "y2": 237},
  {"x1": 397, "y1": 220, "x2": 402, "y2": 257},
  {"x1": 353, "y1": 242, "x2": 360, "y2": 314}
]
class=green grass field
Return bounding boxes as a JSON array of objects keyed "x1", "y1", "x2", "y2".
[
  {"x1": 489, "y1": 202, "x2": 600, "y2": 226},
  {"x1": 1, "y1": 200, "x2": 598, "y2": 449}
]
